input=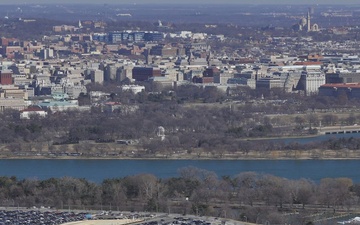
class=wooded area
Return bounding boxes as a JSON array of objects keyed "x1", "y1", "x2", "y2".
[
  {"x1": 0, "y1": 168, "x2": 359, "y2": 225},
  {"x1": 2, "y1": 84, "x2": 360, "y2": 158}
]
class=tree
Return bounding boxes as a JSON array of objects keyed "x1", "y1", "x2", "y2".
[
  {"x1": 346, "y1": 113, "x2": 357, "y2": 125},
  {"x1": 258, "y1": 175, "x2": 290, "y2": 208},
  {"x1": 234, "y1": 172, "x2": 259, "y2": 206},
  {"x1": 337, "y1": 90, "x2": 349, "y2": 105},
  {"x1": 322, "y1": 114, "x2": 339, "y2": 126},
  {"x1": 306, "y1": 114, "x2": 319, "y2": 128},
  {"x1": 101, "y1": 179, "x2": 127, "y2": 211},
  {"x1": 164, "y1": 177, "x2": 200, "y2": 199},
  {"x1": 289, "y1": 179, "x2": 314, "y2": 208},
  {"x1": 317, "y1": 178, "x2": 353, "y2": 209}
]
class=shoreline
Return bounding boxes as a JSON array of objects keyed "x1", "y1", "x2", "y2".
[
  {"x1": 1, "y1": 131, "x2": 360, "y2": 161},
  {"x1": 0, "y1": 155, "x2": 359, "y2": 160}
]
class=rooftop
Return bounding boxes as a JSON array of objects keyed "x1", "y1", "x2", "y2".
[
  {"x1": 321, "y1": 83, "x2": 360, "y2": 88},
  {"x1": 20, "y1": 106, "x2": 45, "y2": 112}
]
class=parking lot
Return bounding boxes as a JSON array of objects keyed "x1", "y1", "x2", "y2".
[
  {"x1": 0, "y1": 209, "x2": 243, "y2": 225},
  {"x1": 0, "y1": 210, "x2": 87, "y2": 225},
  {"x1": 0, "y1": 210, "x2": 160, "y2": 225}
]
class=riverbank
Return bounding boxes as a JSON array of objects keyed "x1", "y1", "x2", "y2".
[
  {"x1": 1, "y1": 129, "x2": 360, "y2": 160},
  {"x1": 0, "y1": 148, "x2": 359, "y2": 160}
]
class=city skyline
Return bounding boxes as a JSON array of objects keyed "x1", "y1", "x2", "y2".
[{"x1": 0, "y1": 0, "x2": 360, "y2": 4}]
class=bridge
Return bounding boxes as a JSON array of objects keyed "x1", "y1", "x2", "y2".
[
  {"x1": 318, "y1": 125, "x2": 360, "y2": 135},
  {"x1": 324, "y1": 130, "x2": 360, "y2": 135}
]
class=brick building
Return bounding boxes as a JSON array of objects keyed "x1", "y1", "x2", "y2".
[
  {"x1": 319, "y1": 83, "x2": 360, "y2": 98},
  {"x1": 0, "y1": 71, "x2": 13, "y2": 85}
]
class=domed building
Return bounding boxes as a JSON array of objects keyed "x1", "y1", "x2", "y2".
[{"x1": 293, "y1": 9, "x2": 319, "y2": 32}]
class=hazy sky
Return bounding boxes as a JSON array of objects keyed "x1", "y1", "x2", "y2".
[{"x1": 0, "y1": 0, "x2": 360, "y2": 4}]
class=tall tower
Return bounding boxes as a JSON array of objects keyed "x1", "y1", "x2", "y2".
[{"x1": 307, "y1": 10, "x2": 311, "y2": 32}]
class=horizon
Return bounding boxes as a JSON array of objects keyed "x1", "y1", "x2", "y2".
[{"x1": 0, "y1": 0, "x2": 360, "y2": 5}]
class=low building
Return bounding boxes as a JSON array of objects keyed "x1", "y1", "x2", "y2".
[
  {"x1": 103, "y1": 101, "x2": 122, "y2": 113},
  {"x1": 20, "y1": 106, "x2": 47, "y2": 119},
  {"x1": 228, "y1": 77, "x2": 256, "y2": 89},
  {"x1": 0, "y1": 88, "x2": 28, "y2": 100},
  {"x1": 326, "y1": 72, "x2": 360, "y2": 84},
  {"x1": 121, "y1": 85, "x2": 145, "y2": 94},
  {"x1": 103, "y1": 101, "x2": 139, "y2": 114},
  {"x1": 0, "y1": 98, "x2": 26, "y2": 111},
  {"x1": 319, "y1": 83, "x2": 360, "y2": 98},
  {"x1": 38, "y1": 100, "x2": 79, "y2": 112},
  {"x1": 213, "y1": 73, "x2": 233, "y2": 84},
  {"x1": 256, "y1": 77, "x2": 285, "y2": 90},
  {"x1": 193, "y1": 76, "x2": 214, "y2": 84}
]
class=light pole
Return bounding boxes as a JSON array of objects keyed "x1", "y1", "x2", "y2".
[{"x1": 184, "y1": 197, "x2": 189, "y2": 215}]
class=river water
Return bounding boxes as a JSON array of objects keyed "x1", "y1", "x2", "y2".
[
  {"x1": 0, "y1": 159, "x2": 359, "y2": 183},
  {"x1": 1, "y1": 133, "x2": 360, "y2": 183}
]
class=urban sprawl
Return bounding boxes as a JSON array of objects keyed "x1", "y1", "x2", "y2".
[{"x1": 0, "y1": 5, "x2": 360, "y2": 159}]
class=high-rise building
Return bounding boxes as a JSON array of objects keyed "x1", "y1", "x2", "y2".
[
  {"x1": 89, "y1": 70, "x2": 104, "y2": 84},
  {"x1": 104, "y1": 65, "x2": 118, "y2": 81},
  {"x1": 39, "y1": 48, "x2": 54, "y2": 60},
  {"x1": 144, "y1": 32, "x2": 163, "y2": 41},
  {"x1": 108, "y1": 32, "x2": 123, "y2": 44},
  {"x1": 108, "y1": 31, "x2": 163, "y2": 43}
]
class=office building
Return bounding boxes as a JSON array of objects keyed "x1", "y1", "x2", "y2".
[{"x1": 132, "y1": 67, "x2": 161, "y2": 81}]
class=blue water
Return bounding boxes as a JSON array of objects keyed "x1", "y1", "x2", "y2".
[{"x1": 0, "y1": 159, "x2": 359, "y2": 183}]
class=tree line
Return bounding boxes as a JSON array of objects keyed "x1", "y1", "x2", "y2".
[{"x1": 0, "y1": 168, "x2": 360, "y2": 225}]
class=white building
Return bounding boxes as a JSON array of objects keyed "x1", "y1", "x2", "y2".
[
  {"x1": 300, "y1": 71, "x2": 325, "y2": 95},
  {"x1": 121, "y1": 85, "x2": 145, "y2": 94},
  {"x1": 20, "y1": 106, "x2": 47, "y2": 119}
]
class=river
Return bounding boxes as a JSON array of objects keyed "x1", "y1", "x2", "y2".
[{"x1": 0, "y1": 159, "x2": 359, "y2": 183}]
